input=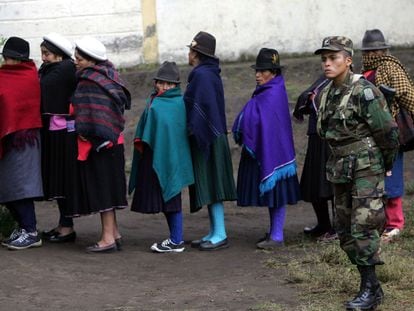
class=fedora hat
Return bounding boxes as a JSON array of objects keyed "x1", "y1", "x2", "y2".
[
  {"x1": 1, "y1": 36, "x2": 31, "y2": 61},
  {"x1": 187, "y1": 31, "x2": 217, "y2": 59},
  {"x1": 251, "y1": 48, "x2": 283, "y2": 70},
  {"x1": 314, "y1": 36, "x2": 354, "y2": 55},
  {"x1": 361, "y1": 29, "x2": 391, "y2": 51},
  {"x1": 154, "y1": 61, "x2": 180, "y2": 83}
]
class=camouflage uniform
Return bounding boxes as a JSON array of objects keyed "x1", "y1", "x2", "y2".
[{"x1": 317, "y1": 71, "x2": 399, "y2": 266}]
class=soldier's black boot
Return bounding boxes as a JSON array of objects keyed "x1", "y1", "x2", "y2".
[{"x1": 345, "y1": 265, "x2": 384, "y2": 310}]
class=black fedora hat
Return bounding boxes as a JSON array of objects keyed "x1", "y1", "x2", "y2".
[
  {"x1": 187, "y1": 31, "x2": 217, "y2": 59},
  {"x1": 251, "y1": 48, "x2": 283, "y2": 70},
  {"x1": 1, "y1": 36, "x2": 31, "y2": 61},
  {"x1": 361, "y1": 29, "x2": 391, "y2": 51},
  {"x1": 154, "y1": 61, "x2": 180, "y2": 84}
]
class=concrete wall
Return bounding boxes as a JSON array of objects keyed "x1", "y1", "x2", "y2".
[{"x1": 1, "y1": 0, "x2": 413, "y2": 67}]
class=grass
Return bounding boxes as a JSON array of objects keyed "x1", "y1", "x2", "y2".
[{"x1": 261, "y1": 197, "x2": 414, "y2": 311}]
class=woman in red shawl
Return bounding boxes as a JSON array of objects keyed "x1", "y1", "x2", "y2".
[{"x1": 0, "y1": 37, "x2": 44, "y2": 250}]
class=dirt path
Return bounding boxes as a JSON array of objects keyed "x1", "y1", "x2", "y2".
[{"x1": 0, "y1": 201, "x2": 313, "y2": 311}]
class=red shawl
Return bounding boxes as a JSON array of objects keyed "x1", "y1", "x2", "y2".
[{"x1": 0, "y1": 61, "x2": 42, "y2": 158}]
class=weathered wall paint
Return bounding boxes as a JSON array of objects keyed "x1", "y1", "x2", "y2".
[{"x1": 0, "y1": 0, "x2": 413, "y2": 67}]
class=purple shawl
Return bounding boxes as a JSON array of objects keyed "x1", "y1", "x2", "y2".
[
  {"x1": 184, "y1": 58, "x2": 227, "y2": 157},
  {"x1": 233, "y1": 75, "x2": 297, "y2": 194}
]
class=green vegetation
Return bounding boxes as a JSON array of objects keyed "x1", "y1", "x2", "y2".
[{"x1": 262, "y1": 198, "x2": 414, "y2": 311}]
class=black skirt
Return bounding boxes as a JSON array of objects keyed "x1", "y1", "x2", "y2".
[
  {"x1": 130, "y1": 144, "x2": 181, "y2": 214},
  {"x1": 65, "y1": 144, "x2": 128, "y2": 217},
  {"x1": 300, "y1": 134, "x2": 333, "y2": 202},
  {"x1": 41, "y1": 128, "x2": 77, "y2": 200},
  {"x1": 237, "y1": 149, "x2": 301, "y2": 208}
]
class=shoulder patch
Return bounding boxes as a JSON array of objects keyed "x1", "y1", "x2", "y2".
[{"x1": 363, "y1": 88, "x2": 375, "y2": 101}]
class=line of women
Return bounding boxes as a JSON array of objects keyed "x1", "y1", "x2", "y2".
[{"x1": 1, "y1": 31, "x2": 301, "y2": 253}]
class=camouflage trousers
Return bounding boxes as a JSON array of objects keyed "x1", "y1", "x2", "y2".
[{"x1": 333, "y1": 173, "x2": 386, "y2": 266}]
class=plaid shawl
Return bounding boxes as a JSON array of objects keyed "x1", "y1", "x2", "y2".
[
  {"x1": 362, "y1": 54, "x2": 414, "y2": 117},
  {"x1": 73, "y1": 61, "x2": 131, "y2": 143}
]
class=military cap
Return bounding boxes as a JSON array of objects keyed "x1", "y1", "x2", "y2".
[{"x1": 314, "y1": 36, "x2": 354, "y2": 56}]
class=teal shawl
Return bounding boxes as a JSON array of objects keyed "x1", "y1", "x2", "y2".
[{"x1": 128, "y1": 87, "x2": 194, "y2": 201}]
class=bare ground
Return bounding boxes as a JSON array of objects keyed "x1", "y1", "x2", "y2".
[{"x1": 1, "y1": 48, "x2": 413, "y2": 311}]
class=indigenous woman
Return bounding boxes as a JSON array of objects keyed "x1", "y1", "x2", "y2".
[
  {"x1": 0, "y1": 37, "x2": 43, "y2": 250},
  {"x1": 129, "y1": 61, "x2": 194, "y2": 253},
  {"x1": 39, "y1": 33, "x2": 78, "y2": 243},
  {"x1": 69, "y1": 36, "x2": 131, "y2": 252},
  {"x1": 232, "y1": 48, "x2": 301, "y2": 249}
]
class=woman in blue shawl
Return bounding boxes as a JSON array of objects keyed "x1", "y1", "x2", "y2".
[
  {"x1": 129, "y1": 61, "x2": 194, "y2": 253},
  {"x1": 184, "y1": 32, "x2": 237, "y2": 251},
  {"x1": 233, "y1": 48, "x2": 301, "y2": 249}
]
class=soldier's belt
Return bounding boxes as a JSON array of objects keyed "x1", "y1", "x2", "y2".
[{"x1": 330, "y1": 137, "x2": 376, "y2": 157}]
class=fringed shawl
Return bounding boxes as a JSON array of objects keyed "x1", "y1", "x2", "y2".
[{"x1": 233, "y1": 75, "x2": 297, "y2": 195}]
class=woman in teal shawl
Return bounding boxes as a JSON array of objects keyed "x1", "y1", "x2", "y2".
[{"x1": 129, "y1": 61, "x2": 194, "y2": 253}]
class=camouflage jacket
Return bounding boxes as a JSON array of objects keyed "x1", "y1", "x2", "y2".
[{"x1": 317, "y1": 72, "x2": 399, "y2": 183}]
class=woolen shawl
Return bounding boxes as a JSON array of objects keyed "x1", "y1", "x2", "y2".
[
  {"x1": 39, "y1": 59, "x2": 77, "y2": 115},
  {"x1": 73, "y1": 61, "x2": 131, "y2": 142},
  {"x1": 233, "y1": 75, "x2": 297, "y2": 195},
  {"x1": 184, "y1": 58, "x2": 227, "y2": 158},
  {"x1": 129, "y1": 87, "x2": 194, "y2": 201},
  {"x1": 0, "y1": 61, "x2": 42, "y2": 158}
]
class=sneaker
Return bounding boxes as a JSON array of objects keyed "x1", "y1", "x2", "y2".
[
  {"x1": 1, "y1": 228, "x2": 22, "y2": 247},
  {"x1": 381, "y1": 228, "x2": 400, "y2": 243},
  {"x1": 150, "y1": 238, "x2": 185, "y2": 253},
  {"x1": 317, "y1": 231, "x2": 338, "y2": 243},
  {"x1": 7, "y1": 229, "x2": 42, "y2": 250}
]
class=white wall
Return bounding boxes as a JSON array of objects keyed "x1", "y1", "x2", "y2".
[
  {"x1": 0, "y1": 0, "x2": 143, "y2": 67},
  {"x1": 1, "y1": 0, "x2": 413, "y2": 67},
  {"x1": 156, "y1": 0, "x2": 414, "y2": 63}
]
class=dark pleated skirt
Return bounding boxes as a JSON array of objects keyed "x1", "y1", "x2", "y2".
[
  {"x1": 300, "y1": 134, "x2": 333, "y2": 202},
  {"x1": 189, "y1": 134, "x2": 237, "y2": 213},
  {"x1": 41, "y1": 128, "x2": 77, "y2": 200},
  {"x1": 130, "y1": 144, "x2": 181, "y2": 214},
  {"x1": 237, "y1": 148, "x2": 301, "y2": 208},
  {"x1": 65, "y1": 144, "x2": 127, "y2": 217}
]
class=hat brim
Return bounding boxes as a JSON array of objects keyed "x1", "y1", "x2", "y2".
[
  {"x1": 314, "y1": 47, "x2": 344, "y2": 55},
  {"x1": 360, "y1": 45, "x2": 391, "y2": 51},
  {"x1": 187, "y1": 46, "x2": 218, "y2": 59},
  {"x1": 0, "y1": 51, "x2": 31, "y2": 61},
  {"x1": 250, "y1": 64, "x2": 283, "y2": 70},
  {"x1": 153, "y1": 76, "x2": 180, "y2": 84},
  {"x1": 43, "y1": 36, "x2": 73, "y2": 57}
]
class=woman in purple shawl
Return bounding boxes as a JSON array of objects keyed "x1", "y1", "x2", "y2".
[{"x1": 233, "y1": 48, "x2": 301, "y2": 249}]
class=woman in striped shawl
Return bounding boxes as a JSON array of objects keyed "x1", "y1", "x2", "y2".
[{"x1": 69, "y1": 36, "x2": 131, "y2": 253}]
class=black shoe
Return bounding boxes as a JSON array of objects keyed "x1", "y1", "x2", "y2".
[
  {"x1": 191, "y1": 239, "x2": 205, "y2": 248},
  {"x1": 345, "y1": 266, "x2": 383, "y2": 310},
  {"x1": 49, "y1": 231, "x2": 77, "y2": 243},
  {"x1": 86, "y1": 242, "x2": 117, "y2": 253},
  {"x1": 303, "y1": 225, "x2": 330, "y2": 237},
  {"x1": 42, "y1": 228, "x2": 59, "y2": 239},
  {"x1": 115, "y1": 237, "x2": 122, "y2": 251},
  {"x1": 199, "y1": 238, "x2": 229, "y2": 251},
  {"x1": 256, "y1": 233, "x2": 269, "y2": 244}
]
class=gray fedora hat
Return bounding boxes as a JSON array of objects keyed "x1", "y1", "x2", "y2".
[
  {"x1": 187, "y1": 31, "x2": 217, "y2": 59},
  {"x1": 361, "y1": 29, "x2": 391, "y2": 51},
  {"x1": 154, "y1": 61, "x2": 180, "y2": 84}
]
